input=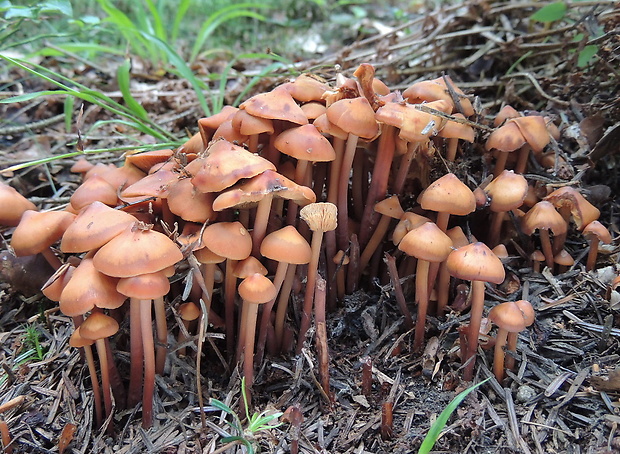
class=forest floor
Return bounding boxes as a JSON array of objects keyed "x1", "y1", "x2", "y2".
[{"x1": 1, "y1": 1, "x2": 620, "y2": 453}]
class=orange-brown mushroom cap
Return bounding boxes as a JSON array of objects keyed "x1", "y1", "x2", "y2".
[
  {"x1": 80, "y1": 312, "x2": 120, "y2": 340},
  {"x1": 446, "y1": 242, "x2": 505, "y2": 284},
  {"x1": 260, "y1": 225, "x2": 312, "y2": 265}
]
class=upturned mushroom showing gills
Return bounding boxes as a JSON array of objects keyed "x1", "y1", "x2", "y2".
[{"x1": 446, "y1": 242, "x2": 505, "y2": 381}]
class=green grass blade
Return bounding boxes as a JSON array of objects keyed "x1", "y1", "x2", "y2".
[
  {"x1": 418, "y1": 378, "x2": 490, "y2": 454},
  {"x1": 138, "y1": 31, "x2": 211, "y2": 116},
  {"x1": 143, "y1": 0, "x2": 166, "y2": 41},
  {"x1": 189, "y1": 3, "x2": 268, "y2": 64},
  {"x1": 171, "y1": 0, "x2": 191, "y2": 43},
  {"x1": 63, "y1": 95, "x2": 74, "y2": 133},
  {"x1": 117, "y1": 58, "x2": 150, "y2": 121},
  {"x1": 94, "y1": 0, "x2": 151, "y2": 58}
]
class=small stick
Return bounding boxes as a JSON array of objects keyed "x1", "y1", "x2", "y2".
[
  {"x1": 314, "y1": 277, "x2": 332, "y2": 405},
  {"x1": 384, "y1": 253, "x2": 414, "y2": 330}
]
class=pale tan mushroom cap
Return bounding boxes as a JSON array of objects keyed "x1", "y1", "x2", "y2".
[
  {"x1": 300, "y1": 202, "x2": 338, "y2": 232},
  {"x1": 117, "y1": 270, "x2": 171, "y2": 299},
  {"x1": 80, "y1": 312, "x2": 120, "y2": 340},
  {"x1": 544, "y1": 186, "x2": 600, "y2": 230},
  {"x1": 11, "y1": 210, "x2": 76, "y2": 256},
  {"x1": 260, "y1": 225, "x2": 312, "y2": 265},
  {"x1": 201, "y1": 221, "x2": 252, "y2": 261},
  {"x1": 238, "y1": 273, "x2": 277, "y2": 304},
  {"x1": 0, "y1": 183, "x2": 37, "y2": 227},
  {"x1": 521, "y1": 201, "x2": 567, "y2": 236},
  {"x1": 446, "y1": 242, "x2": 505, "y2": 284},
  {"x1": 484, "y1": 170, "x2": 529, "y2": 213},
  {"x1": 488, "y1": 300, "x2": 534, "y2": 332},
  {"x1": 398, "y1": 222, "x2": 453, "y2": 262},
  {"x1": 240, "y1": 87, "x2": 308, "y2": 125},
  {"x1": 583, "y1": 220, "x2": 612, "y2": 244},
  {"x1": 418, "y1": 173, "x2": 476, "y2": 216}
]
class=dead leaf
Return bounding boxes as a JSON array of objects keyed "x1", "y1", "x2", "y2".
[
  {"x1": 58, "y1": 422, "x2": 77, "y2": 454},
  {"x1": 590, "y1": 368, "x2": 620, "y2": 392}
]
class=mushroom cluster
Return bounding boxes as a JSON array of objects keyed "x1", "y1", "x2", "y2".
[{"x1": 0, "y1": 63, "x2": 614, "y2": 429}]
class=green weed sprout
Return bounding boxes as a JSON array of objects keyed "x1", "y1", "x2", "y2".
[
  {"x1": 418, "y1": 377, "x2": 490, "y2": 454},
  {"x1": 209, "y1": 378, "x2": 283, "y2": 454}
]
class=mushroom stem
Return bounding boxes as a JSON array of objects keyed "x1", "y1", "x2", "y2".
[
  {"x1": 94, "y1": 338, "x2": 113, "y2": 427},
  {"x1": 153, "y1": 296, "x2": 167, "y2": 375},
  {"x1": 83, "y1": 344, "x2": 103, "y2": 427},
  {"x1": 255, "y1": 261, "x2": 288, "y2": 365},
  {"x1": 493, "y1": 151, "x2": 509, "y2": 176},
  {"x1": 274, "y1": 265, "x2": 297, "y2": 352},
  {"x1": 296, "y1": 230, "x2": 324, "y2": 353},
  {"x1": 41, "y1": 248, "x2": 62, "y2": 270},
  {"x1": 436, "y1": 262, "x2": 451, "y2": 314},
  {"x1": 252, "y1": 195, "x2": 274, "y2": 257},
  {"x1": 413, "y1": 260, "x2": 431, "y2": 351},
  {"x1": 488, "y1": 211, "x2": 505, "y2": 249},
  {"x1": 392, "y1": 142, "x2": 419, "y2": 195},
  {"x1": 224, "y1": 259, "x2": 238, "y2": 359},
  {"x1": 359, "y1": 215, "x2": 391, "y2": 274},
  {"x1": 539, "y1": 229, "x2": 555, "y2": 269},
  {"x1": 514, "y1": 144, "x2": 532, "y2": 175},
  {"x1": 242, "y1": 302, "x2": 259, "y2": 386},
  {"x1": 505, "y1": 331, "x2": 518, "y2": 371},
  {"x1": 586, "y1": 236, "x2": 600, "y2": 271},
  {"x1": 140, "y1": 300, "x2": 155, "y2": 429},
  {"x1": 445, "y1": 137, "x2": 459, "y2": 162},
  {"x1": 384, "y1": 253, "x2": 414, "y2": 330},
  {"x1": 464, "y1": 279, "x2": 485, "y2": 381},
  {"x1": 127, "y1": 297, "x2": 144, "y2": 408},
  {"x1": 336, "y1": 133, "x2": 359, "y2": 251},
  {"x1": 327, "y1": 137, "x2": 345, "y2": 205},
  {"x1": 493, "y1": 327, "x2": 509, "y2": 382},
  {"x1": 359, "y1": 125, "x2": 396, "y2": 249}
]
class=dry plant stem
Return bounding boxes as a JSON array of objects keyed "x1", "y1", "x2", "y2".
[
  {"x1": 324, "y1": 229, "x2": 338, "y2": 311},
  {"x1": 224, "y1": 259, "x2": 238, "y2": 360},
  {"x1": 177, "y1": 319, "x2": 192, "y2": 357},
  {"x1": 586, "y1": 237, "x2": 600, "y2": 271},
  {"x1": 94, "y1": 338, "x2": 113, "y2": 431},
  {"x1": 359, "y1": 125, "x2": 396, "y2": 249},
  {"x1": 336, "y1": 133, "x2": 359, "y2": 251},
  {"x1": 296, "y1": 230, "x2": 324, "y2": 353},
  {"x1": 255, "y1": 262, "x2": 288, "y2": 365},
  {"x1": 539, "y1": 229, "x2": 555, "y2": 269},
  {"x1": 140, "y1": 300, "x2": 155, "y2": 429},
  {"x1": 392, "y1": 142, "x2": 419, "y2": 195},
  {"x1": 274, "y1": 264, "x2": 296, "y2": 351},
  {"x1": 335, "y1": 260, "x2": 346, "y2": 301},
  {"x1": 351, "y1": 152, "x2": 366, "y2": 221},
  {"x1": 413, "y1": 260, "x2": 431, "y2": 351},
  {"x1": 505, "y1": 331, "x2": 518, "y2": 371},
  {"x1": 196, "y1": 298, "x2": 208, "y2": 430},
  {"x1": 0, "y1": 420, "x2": 12, "y2": 454},
  {"x1": 128, "y1": 298, "x2": 144, "y2": 408},
  {"x1": 252, "y1": 195, "x2": 274, "y2": 257},
  {"x1": 41, "y1": 248, "x2": 62, "y2": 270},
  {"x1": 361, "y1": 356, "x2": 373, "y2": 397},
  {"x1": 464, "y1": 279, "x2": 485, "y2": 381},
  {"x1": 436, "y1": 262, "x2": 451, "y2": 314},
  {"x1": 381, "y1": 401, "x2": 393, "y2": 440},
  {"x1": 314, "y1": 277, "x2": 331, "y2": 403},
  {"x1": 384, "y1": 253, "x2": 414, "y2": 330},
  {"x1": 83, "y1": 344, "x2": 103, "y2": 427},
  {"x1": 327, "y1": 137, "x2": 345, "y2": 204},
  {"x1": 0, "y1": 396, "x2": 24, "y2": 414},
  {"x1": 359, "y1": 214, "x2": 391, "y2": 274},
  {"x1": 154, "y1": 296, "x2": 167, "y2": 375},
  {"x1": 493, "y1": 328, "x2": 509, "y2": 382}
]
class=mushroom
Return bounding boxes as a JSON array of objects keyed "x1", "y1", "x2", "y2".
[
  {"x1": 359, "y1": 196, "x2": 404, "y2": 274},
  {"x1": 417, "y1": 173, "x2": 476, "y2": 232},
  {"x1": 0, "y1": 182, "x2": 36, "y2": 226},
  {"x1": 446, "y1": 242, "x2": 505, "y2": 381},
  {"x1": 69, "y1": 327, "x2": 103, "y2": 428},
  {"x1": 583, "y1": 220, "x2": 612, "y2": 271},
  {"x1": 488, "y1": 300, "x2": 534, "y2": 382},
  {"x1": 521, "y1": 201, "x2": 567, "y2": 269},
  {"x1": 296, "y1": 202, "x2": 338, "y2": 352},
  {"x1": 398, "y1": 222, "x2": 453, "y2": 351},
  {"x1": 177, "y1": 302, "x2": 201, "y2": 357},
  {"x1": 483, "y1": 170, "x2": 528, "y2": 248}
]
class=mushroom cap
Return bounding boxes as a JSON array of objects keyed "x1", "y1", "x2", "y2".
[
  {"x1": 521, "y1": 201, "x2": 567, "y2": 236},
  {"x1": 193, "y1": 245, "x2": 226, "y2": 264},
  {"x1": 511, "y1": 116, "x2": 550, "y2": 153},
  {"x1": 484, "y1": 170, "x2": 529, "y2": 212},
  {"x1": 197, "y1": 106, "x2": 238, "y2": 144},
  {"x1": 438, "y1": 113, "x2": 475, "y2": 142},
  {"x1": 375, "y1": 100, "x2": 450, "y2": 143},
  {"x1": 119, "y1": 168, "x2": 179, "y2": 200},
  {"x1": 326, "y1": 97, "x2": 379, "y2": 139},
  {"x1": 238, "y1": 273, "x2": 277, "y2": 304},
  {"x1": 92, "y1": 224, "x2": 183, "y2": 278},
  {"x1": 240, "y1": 87, "x2": 308, "y2": 125},
  {"x1": 80, "y1": 312, "x2": 120, "y2": 340},
  {"x1": 0, "y1": 183, "x2": 37, "y2": 227},
  {"x1": 42, "y1": 263, "x2": 76, "y2": 302},
  {"x1": 179, "y1": 302, "x2": 201, "y2": 321},
  {"x1": 403, "y1": 76, "x2": 474, "y2": 116},
  {"x1": 231, "y1": 109, "x2": 275, "y2": 135},
  {"x1": 212, "y1": 170, "x2": 316, "y2": 211},
  {"x1": 61, "y1": 201, "x2": 136, "y2": 253},
  {"x1": 417, "y1": 173, "x2": 476, "y2": 216},
  {"x1": 166, "y1": 178, "x2": 216, "y2": 223},
  {"x1": 554, "y1": 249, "x2": 574, "y2": 267},
  {"x1": 485, "y1": 121, "x2": 526, "y2": 152},
  {"x1": 333, "y1": 250, "x2": 350, "y2": 265},
  {"x1": 201, "y1": 221, "x2": 252, "y2": 261},
  {"x1": 374, "y1": 196, "x2": 404, "y2": 219},
  {"x1": 446, "y1": 226, "x2": 470, "y2": 249},
  {"x1": 398, "y1": 222, "x2": 453, "y2": 262},
  {"x1": 11, "y1": 210, "x2": 76, "y2": 256},
  {"x1": 117, "y1": 270, "x2": 171, "y2": 299},
  {"x1": 233, "y1": 256, "x2": 268, "y2": 279},
  {"x1": 544, "y1": 186, "x2": 600, "y2": 230},
  {"x1": 583, "y1": 220, "x2": 612, "y2": 244},
  {"x1": 186, "y1": 139, "x2": 276, "y2": 193},
  {"x1": 59, "y1": 258, "x2": 126, "y2": 316},
  {"x1": 299, "y1": 202, "x2": 338, "y2": 233},
  {"x1": 446, "y1": 242, "x2": 506, "y2": 284},
  {"x1": 274, "y1": 124, "x2": 336, "y2": 162},
  {"x1": 280, "y1": 74, "x2": 330, "y2": 103},
  {"x1": 494, "y1": 105, "x2": 521, "y2": 127},
  {"x1": 70, "y1": 175, "x2": 119, "y2": 211},
  {"x1": 69, "y1": 326, "x2": 94, "y2": 348},
  {"x1": 488, "y1": 300, "x2": 535, "y2": 332},
  {"x1": 124, "y1": 149, "x2": 174, "y2": 172},
  {"x1": 313, "y1": 113, "x2": 349, "y2": 141},
  {"x1": 301, "y1": 101, "x2": 327, "y2": 120},
  {"x1": 260, "y1": 225, "x2": 312, "y2": 265},
  {"x1": 392, "y1": 212, "x2": 431, "y2": 246}
]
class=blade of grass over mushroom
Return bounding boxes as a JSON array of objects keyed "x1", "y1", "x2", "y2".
[
  {"x1": 188, "y1": 3, "x2": 269, "y2": 65},
  {"x1": 0, "y1": 55, "x2": 176, "y2": 141},
  {"x1": 116, "y1": 58, "x2": 150, "y2": 122},
  {"x1": 418, "y1": 378, "x2": 490, "y2": 454}
]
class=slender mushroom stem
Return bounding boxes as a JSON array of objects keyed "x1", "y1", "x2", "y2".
[
  {"x1": 140, "y1": 300, "x2": 156, "y2": 429},
  {"x1": 336, "y1": 133, "x2": 359, "y2": 251},
  {"x1": 413, "y1": 260, "x2": 431, "y2": 351},
  {"x1": 252, "y1": 195, "x2": 274, "y2": 257},
  {"x1": 539, "y1": 229, "x2": 555, "y2": 269},
  {"x1": 127, "y1": 297, "x2": 144, "y2": 408},
  {"x1": 493, "y1": 328, "x2": 509, "y2": 382},
  {"x1": 359, "y1": 215, "x2": 392, "y2": 273},
  {"x1": 94, "y1": 339, "x2": 113, "y2": 427},
  {"x1": 153, "y1": 296, "x2": 167, "y2": 375},
  {"x1": 296, "y1": 230, "x2": 323, "y2": 353},
  {"x1": 255, "y1": 262, "x2": 288, "y2": 365},
  {"x1": 505, "y1": 331, "x2": 518, "y2": 371},
  {"x1": 83, "y1": 344, "x2": 103, "y2": 427},
  {"x1": 274, "y1": 265, "x2": 297, "y2": 351},
  {"x1": 464, "y1": 279, "x2": 485, "y2": 381},
  {"x1": 586, "y1": 236, "x2": 600, "y2": 271}
]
